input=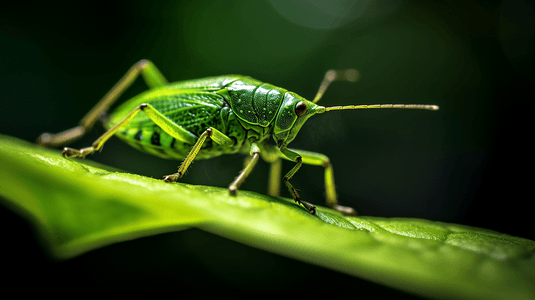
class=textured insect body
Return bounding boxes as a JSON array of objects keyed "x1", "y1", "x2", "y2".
[
  {"x1": 38, "y1": 60, "x2": 439, "y2": 216},
  {"x1": 108, "y1": 75, "x2": 318, "y2": 161}
]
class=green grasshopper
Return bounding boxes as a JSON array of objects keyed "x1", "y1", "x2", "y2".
[{"x1": 38, "y1": 60, "x2": 438, "y2": 216}]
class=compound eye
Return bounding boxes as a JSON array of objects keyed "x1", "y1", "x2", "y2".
[{"x1": 295, "y1": 101, "x2": 307, "y2": 116}]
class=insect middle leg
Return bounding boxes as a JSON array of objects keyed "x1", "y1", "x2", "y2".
[
  {"x1": 163, "y1": 128, "x2": 234, "y2": 183},
  {"x1": 37, "y1": 59, "x2": 168, "y2": 147},
  {"x1": 228, "y1": 141, "x2": 261, "y2": 195},
  {"x1": 256, "y1": 143, "x2": 282, "y2": 197},
  {"x1": 165, "y1": 137, "x2": 259, "y2": 197}
]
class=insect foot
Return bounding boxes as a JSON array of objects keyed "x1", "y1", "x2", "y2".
[
  {"x1": 297, "y1": 199, "x2": 316, "y2": 214},
  {"x1": 228, "y1": 185, "x2": 238, "y2": 196},
  {"x1": 333, "y1": 204, "x2": 357, "y2": 216},
  {"x1": 62, "y1": 147, "x2": 94, "y2": 158},
  {"x1": 163, "y1": 173, "x2": 181, "y2": 183},
  {"x1": 36, "y1": 133, "x2": 52, "y2": 146}
]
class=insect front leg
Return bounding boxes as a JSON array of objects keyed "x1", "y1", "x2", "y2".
[
  {"x1": 279, "y1": 147, "x2": 317, "y2": 214},
  {"x1": 38, "y1": 60, "x2": 168, "y2": 147},
  {"x1": 280, "y1": 148, "x2": 357, "y2": 216}
]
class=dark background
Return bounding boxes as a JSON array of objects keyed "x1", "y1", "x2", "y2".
[{"x1": 1, "y1": 0, "x2": 533, "y2": 298}]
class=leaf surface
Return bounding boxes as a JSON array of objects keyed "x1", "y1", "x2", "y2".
[{"x1": 0, "y1": 134, "x2": 534, "y2": 300}]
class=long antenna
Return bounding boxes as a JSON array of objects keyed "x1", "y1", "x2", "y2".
[
  {"x1": 325, "y1": 104, "x2": 439, "y2": 111},
  {"x1": 313, "y1": 69, "x2": 359, "y2": 103},
  {"x1": 312, "y1": 69, "x2": 439, "y2": 111}
]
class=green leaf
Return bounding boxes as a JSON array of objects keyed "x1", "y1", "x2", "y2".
[{"x1": 0, "y1": 134, "x2": 534, "y2": 299}]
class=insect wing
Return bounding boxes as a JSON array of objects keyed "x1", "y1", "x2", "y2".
[
  {"x1": 166, "y1": 75, "x2": 248, "y2": 90},
  {"x1": 108, "y1": 89, "x2": 224, "y2": 134}
]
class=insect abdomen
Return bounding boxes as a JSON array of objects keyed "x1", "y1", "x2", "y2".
[
  {"x1": 118, "y1": 127, "x2": 185, "y2": 159},
  {"x1": 109, "y1": 87, "x2": 249, "y2": 160}
]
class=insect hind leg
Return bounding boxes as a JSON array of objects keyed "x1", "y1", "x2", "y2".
[
  {"x1": 38, "y1": 59, "x2": 168, "y2": 147},
  {"x1": 62, "y1": 103, "x2": 201, "y2": 160}
]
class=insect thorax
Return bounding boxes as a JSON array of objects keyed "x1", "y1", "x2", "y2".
[{"x1": 225, "y1": 80, "x2": 286, "y2": 127}]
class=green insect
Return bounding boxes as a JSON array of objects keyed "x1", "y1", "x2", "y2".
[{"x1": 38, "y1": 60, "x2": 439, "y2": 216}]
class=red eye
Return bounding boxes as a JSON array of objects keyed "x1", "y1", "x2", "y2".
[{"x1": 295, "y1": 101, "x2": 307, "y2": 116}]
